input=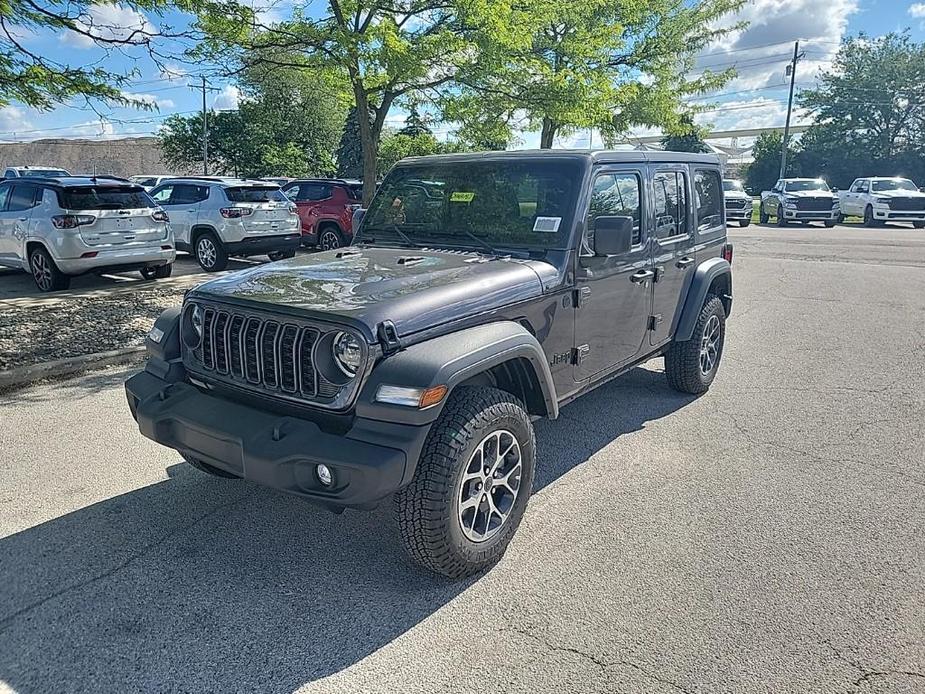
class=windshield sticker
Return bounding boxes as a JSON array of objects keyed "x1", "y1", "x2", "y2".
[
  {"x1": 534, "y1": 216, "x2": 561, "y2": 233},
  {"x1": 450, "y1": 191, "x2": 476, "y2": 203}
]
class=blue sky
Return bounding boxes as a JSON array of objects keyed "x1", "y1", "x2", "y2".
[{"x1": 1, "y1": 0, "x2": 923, "y2": 146}]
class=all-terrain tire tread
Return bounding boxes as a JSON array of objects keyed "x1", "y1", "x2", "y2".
[{"x1": 665, "y1": 294, "x2": 725, "y2": 395}]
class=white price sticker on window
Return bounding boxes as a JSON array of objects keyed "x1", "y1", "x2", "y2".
[{"x1": 533, "y1": 216, "x2": 561, "y2": 233}]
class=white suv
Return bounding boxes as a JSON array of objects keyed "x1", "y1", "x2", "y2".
[
  {"x1": 150, "y1": 177, "x2": 301, "y2": 271},
  {"x1": 0, "y1": 176, "x2": 175, "y2": 292}
]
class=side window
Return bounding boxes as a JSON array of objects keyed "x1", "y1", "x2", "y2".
[
  {"x1": 193, "y1": 186, "x2": 210, "y2": 202},
  {"x1": 652, "y1": 171, "x2": 688, "y2": 240},
  {"x1": 299, "y1": 183, "x2": 331, "y2": 201},
  {"x1": 170, "y1": 184, "x2": 208, "y2": 204},
  {"x1": 3, "y1": 169, "x2": 15, "y2": 179},
  {"x1": 694, "y1": 169, "x2": 723, "y2": 232},
  {"x1": 283, "y1": 184, "x2": 301, "y2": 200},
  {"x1": 7, "y1": 185, "x2": 38, "y2": 212},
  {"x1": 859, "y1": 181, "x2": 869, "y2": 193},
  {"x1": 151, "y1": 186, "x2": 173, "y2": 203},
  {"x1": 0, "y1": 185, "x2": 10, "y2": 210},
  {"x1": 585, "y1": 172, "x2": 642, "y2": 252}
]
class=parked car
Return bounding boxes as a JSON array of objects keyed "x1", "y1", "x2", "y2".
[
  {"x1": 282, "y1": 178, "x2": 363, "y2": 249},
  {"x1": 126, "y1": 150, "x2": 733, "y2": 577},
  {"x1": 4, "y1": 166, "x2": 71, "y2": 179},
  {"x1": 837, "y1": 177, "x2": 925, "y2": 228},
  {"x1": 149, "y1": 177, "x2": 301, "y2": 272},
  {"x1": 723, "y1": 179, "x2": 752, "y2": 227},
  {"x1": 0, "y1": 176, "x2": 174, "y2": 291},
  {"x1": 759, "y1": 178, "x2": 838, "y2": 227},
  {"x1": 130, "y1": 175, "x2": 173, "y2": 192}
]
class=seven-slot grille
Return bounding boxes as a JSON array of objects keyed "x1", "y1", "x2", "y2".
[
  {"x1": 725, "y1": 198, "x2": 749, "y2": 209},
  {"x1": 887, "y1": 197, "x2": 925, "y2": 211},
  {"x1": 192, "y1": 306, "x2": 325, "y2": 399},
  {"x1": 796, "y1": 197, "x2": 833, "y2": 211}
]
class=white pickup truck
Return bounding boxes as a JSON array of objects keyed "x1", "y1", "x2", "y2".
[
  {"x1": 759, "y1": 178, "x2": 839, "y2": 227},
  {"x1": 837, "y1": 177, "x2": 925, "y2": 228}
]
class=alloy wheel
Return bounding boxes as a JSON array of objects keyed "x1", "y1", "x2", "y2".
[
  {"x1": 319, "y1": 230, "x2": 340, "y2": 250},
  {"x1": 197, "y1": 237, "x2": 217, "y2": 268},
  {"x1": 700, "y1": 314, "x2": 722, "y2": 375},
  {"x1": 31, "y1": 252, "x2": 52, "y2": 291},
  {"x1": 457, "y1": 429, "x2": 522, "y2": 543}
]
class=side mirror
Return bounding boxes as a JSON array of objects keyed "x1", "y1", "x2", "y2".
[
  {"x1": 352, "y1": 207, "x2": 366, "y2": 234},
  {"x1": 593, "y1": 215, "x2": 634, "y2": 256}
]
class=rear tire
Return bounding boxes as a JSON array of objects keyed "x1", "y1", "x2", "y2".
[
  {"x1": 195, "y1": 232, "x2": 228, "y2": 272},
  {"x1": 317, "y1": 226, "x2": 343, "y2": 251},
  {"x1": 665, "y1": 294, "x2": 726, "y2": 395},
  {"x1": 268, "y1": 249, "x2": 296, "y2": 261},
  {"x1": 182, "y1": 454, "x2": 239, "y2": 479},
  {"x1": 29, "y1": 246, "x2": 70, "y2": 292},
  {"x1": 140, "y1": 263, "x2": 172, "y2": 280},
  {"x1": 394, "y1": 386, "x2": 536, "y2": 578}
]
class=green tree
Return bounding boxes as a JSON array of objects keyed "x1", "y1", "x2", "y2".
[
  {"x1": 336, "y1": 106, "x2": 367, "y2": 178},
  {"x1": 195, "y1": 0, "x2": 485, "y2": 203},
  {"x1": 746, "y1": 131, "x2": 783, "y2": 193},
  {"x1": 662, "y1": 115, "x2": 710, "y2": 153},
  {"x1": 1, "y1": 0, "x2": 205, "y2": 109},
  {"x1": 377, "y1": 132, "x2": 462, "y2": 177},
  {"x1": 453, "y1": 0, "x2": 744, "y2": 148}
]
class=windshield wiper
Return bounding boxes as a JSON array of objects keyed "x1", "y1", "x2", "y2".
[{"x1": 359, "y1": 223, "x2": 424, "y2": 249}]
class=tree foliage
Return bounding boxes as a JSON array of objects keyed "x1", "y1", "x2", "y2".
[
  {"x1": 745, "y1": 131, "x2": 782, "y2": 193},
  {"x1": 335, "y1": 106, "x2": 367, "y2": 178},
  {"x1": 450, "y1": 0, "x2": 744, "y2": 148},
  {"x1": 662, "y1": 115, "x2": 710, "y2": 153},
  {"x1": 159, "y1": 66, "x2": 346, "y2": 177}
]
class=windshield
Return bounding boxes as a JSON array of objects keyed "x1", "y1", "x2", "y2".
[
  {"x1": 225, "y1": 186, "x2": 287, "y2": 203},
  {"x1": 359, "y1": 159, "x2": 582, "y2": 251},
  {"x1": 23, "y1": 169, "x2": 69, "y2": 178},
  {"x1": 785, "y1": 180, "x2": 830, "y2": 192},
  {"x1": 61, "y1": 186, "x2": 155, "y2": 210},
  {"x1": 871, "y1": 179, "x2": 917, "y2": 192},
  {"x1": 723, "y1": 180, "x2": 744, "y2": 192}
]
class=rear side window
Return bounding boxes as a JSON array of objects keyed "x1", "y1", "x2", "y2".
[
  {"x1": 22, "y1": 169, "x2": 68, "y2": 178},
  {"x1": 225, "y1": 186, "x2": 287, "y2": 203},
  {"x1": 653, "y1": 171, "x2": 689, "y2": 240},
  {"x1": 61, "y1": 186, "x2": 155, "y2": 210},
  {"x1": 169, "y1": 184, "x2": 209, "y2": 204},
  {"x1": 7, "y1": 184, "x2": 40, "y2": 211},
  {"x1": 284, "y1": 183, "x2": 331, "y2": 201},
  {"x1": 694, "y1": 170, "x2": 723, "y2": 232}
]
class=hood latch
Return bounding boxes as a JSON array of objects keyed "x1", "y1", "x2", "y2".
[{"x1": 377, "y1": 320, "x2": 402, "y2": 356}]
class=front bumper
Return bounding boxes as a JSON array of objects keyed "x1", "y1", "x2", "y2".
[
  {"x1": 56, "y1": 245, "x2": 176, "y2": 274},
  {"x1": 783, "y1": 209, "x2": 838, "y2": 220},
  {"x1": 224, "y1": 233, "x2": 302, "y2": 256},
  {"x1": 725, "y1": 207, "x2": 750, "y2": 220},
  {"x1": 872, "y1": 206, "x2": 925, "y2": 220},
  {"x1": 125, "y1": 370, "x2": 430, "y2": 507}
]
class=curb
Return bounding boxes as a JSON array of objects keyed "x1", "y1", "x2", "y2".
[{"x1": 0, "y1": 346, "x2": 146, "y2": 394}]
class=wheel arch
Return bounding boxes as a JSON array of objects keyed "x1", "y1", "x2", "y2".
[
  {"x1": 675, "y1": 258, "x2": 732, "y2": 341},
  {"x1": 190, "y1": 224, "x2": 219, "y2": 246},
  {"x1": 355, "y1": 321, "x2": 559, "y2": 426}
]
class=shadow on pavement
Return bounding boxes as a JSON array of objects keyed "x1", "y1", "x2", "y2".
[{"x1": 0, "y1": 366, "x2": 696, "y2": 692}]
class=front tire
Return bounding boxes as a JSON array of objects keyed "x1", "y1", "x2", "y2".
[
  {"x1": 824, "y1": 220, "x2": 836, "y2": 228},
  {"x1": 738, "y1": 219, "x2": 750, "y2": 228},
  {"x1": 268, "y1": 249, "x2": 296, "y2": 261},
  {"x1": 776, "y1": 205, "x2": 788, "y2": 227},
  {"x1": 195, "y1": 232, "x2": 228, "y2": 272},
  {"x1": 759, "y1": 207, "x2": 769, "y2": 224},
  {"x1": 665, "y1": 294, "x2": 726, "y2": 395},
  {"x1": 913, "y1": 221, "x2": 924, "y2": 229},
  {"x1": 29, "y1": 246, "x2": 70, "y2": 292},
  {"x1": 863, "y1": 205, "x2": 877, "y2": 228},
  {"x1": 394, "y1": 386, "x2": 536, "y2": 578},
  {"x1": 140, "y1": 263, "x2": 172, "y2": 280}
]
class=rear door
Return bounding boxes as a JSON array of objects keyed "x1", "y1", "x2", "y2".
[
  {"x1": 649, "y1": 165, "x2": 695, "y2": 346},
  {"x1": 574, "y1": 166, "x2": 653, "y2": 380},
  {"x1": 0, "y1": 184, "x2": 39, "y2": 263},
  {"x1": 285, "y1": 183, "x2": 331, "y2": 235},
  {"x1": 154, "y1": 184, "x2": 205, "y2": 245},
  {"x1": 61, "y1": 185, "x2": 166, "y2": 248}
]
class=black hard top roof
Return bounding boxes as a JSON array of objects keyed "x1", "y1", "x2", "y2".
[
  {"x1": 0, "y1": 175, "x2": 134, "y2": 187},
  {"x1": 398, "y1": 149, "x2": 721, "y2": 166},
  {"x1": 284, "y1": 178, "x2": 363, "y2": 186}
]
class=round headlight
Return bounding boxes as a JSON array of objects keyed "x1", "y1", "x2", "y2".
[
  {"x1": 191, "y1": 304, "x2": 203, "y2": 339},
  {"x1": 332, "y1": 331, "x2": 362, "y2": 377},
  {"x1": 183, "y1": 303, "x2": 203, "y2": 348}
]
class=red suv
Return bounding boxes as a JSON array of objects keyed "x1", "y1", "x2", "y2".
[{"x1": 282, "y1": 179, "x2": 363, "y2": 250}]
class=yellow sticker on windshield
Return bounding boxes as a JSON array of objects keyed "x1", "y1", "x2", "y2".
[{"x1": 450, "y1": 191, "x2": 475, "y2": 203}]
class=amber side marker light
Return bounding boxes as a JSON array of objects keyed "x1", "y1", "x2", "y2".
[{"x1": 376, "y1": 384, "x2": 448, "y2": 408}]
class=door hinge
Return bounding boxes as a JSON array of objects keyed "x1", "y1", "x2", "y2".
[
  {"x1": 376, "y1": 320, "x2": 402, "y2": 355},
  {"x1": 571, "y1": 344, "x2": 590, "y2": 365},
  {"x1": 572, "y1": 286, "x2": 591, "y2": 308},
  {"x1": 647, "y1": 315, "x2": 663, "y2": 331}
]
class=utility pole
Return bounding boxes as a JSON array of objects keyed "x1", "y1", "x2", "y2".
[
  {"x1": 201, "y1": 76, "x2": 209, "y2": 176},
  {"x1": 779, "y1": 41, "x2": 804, "y2": 180}
]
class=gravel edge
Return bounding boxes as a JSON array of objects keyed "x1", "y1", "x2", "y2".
[{"x1": 0, "y1": 346, "x2": 146, "y2": 395}]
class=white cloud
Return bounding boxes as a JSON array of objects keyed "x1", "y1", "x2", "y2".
[
  {"x1": 121, "y1": 92, "x2": 175, "y2": 109},
  {"x1": 0, "y1": 106, "x2": 34, "y2": 137},
  {"x1": 212, "y1": 84, "x2": 242, "y2": 110},
  {"x1": 60, "y1": 3, "x2": 155, "y2": 49},
  {"x1": 909, "y1": 3, "x2": 925, "y2": 18}
]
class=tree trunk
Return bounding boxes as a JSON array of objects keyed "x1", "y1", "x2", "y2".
[
  {"x1": 540, "y1": 118, "x2": 557, "y2": 149},
  {"x1": 353, "y1": 89, "x2": 378, "y2": 207}
]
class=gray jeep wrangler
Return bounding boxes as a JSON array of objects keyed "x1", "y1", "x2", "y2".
[{"x1": 126, "y1": 150, "x2": 732, "y2": 578}]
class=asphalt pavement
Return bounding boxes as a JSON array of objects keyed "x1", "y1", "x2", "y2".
[{"x1": 0, "y1": 223, "x2": 923, "y2": 693}]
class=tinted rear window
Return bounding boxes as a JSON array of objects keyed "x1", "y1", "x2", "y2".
[
  {"x1": 61, "y1": 186, "x2": 155, "y2": 210},
  {"x1": 225, "y1": 187, "x2": 287, "y2": 203},
  {"x1": 22, "y1": 169, "x2": 69, "y2": 178}
]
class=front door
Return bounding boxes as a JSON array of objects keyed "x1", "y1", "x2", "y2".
[
  {"x1": 574, "y1": 167, "x2": 653, "y2": 380},
  {"x1": 649, "y1": 166, "x2": 695, "y2": 345}
]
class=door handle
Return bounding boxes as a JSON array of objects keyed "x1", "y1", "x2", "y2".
[
  {"x1": 630, "y1": 269, "x2": 655, "y2": 284},
  {"x1": 18, "y1": 217, "x2": 27, "y2": 222},
  {"x1": 676, "y1": 257, "x2": 695, "y2": 268}
]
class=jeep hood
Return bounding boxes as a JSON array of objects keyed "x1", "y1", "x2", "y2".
[{"x1": 190, "y1": 247, "x2": 559, "y2": 338}]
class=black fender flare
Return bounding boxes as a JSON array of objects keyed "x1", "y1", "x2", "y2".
[
  {"x1": 675, "y1": 258, "x2": 732, "y2": 341},
  {"x1": 355, "y1": 321, "x2": 559, "y2": 425}
]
